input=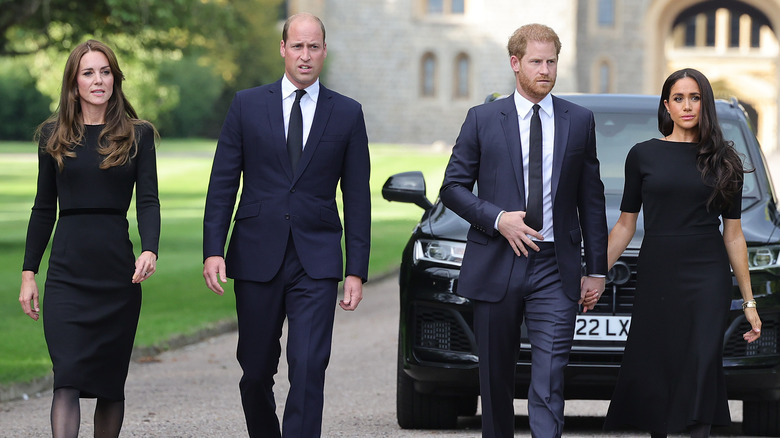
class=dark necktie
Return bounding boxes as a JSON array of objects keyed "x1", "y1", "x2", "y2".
[
  {"x1": 525, "y1": 104, "x2": 543, "y2": 231},
  {"x1": 287, "y1": 89, "x2": 306, "y2": 169}
]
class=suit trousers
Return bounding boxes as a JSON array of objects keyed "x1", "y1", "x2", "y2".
[
  {"x1": 472, "y1": 243, "x2": 578, "y2": 438},
  {"x1": 233, "y1": 237, "x2": 338, "y2": 438}
]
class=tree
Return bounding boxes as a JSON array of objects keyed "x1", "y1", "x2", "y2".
[
  {"x1": 1, "y1": 0, "x2": 286, "y2": 138},
  {"x1": 0, "y1": 0, "x2": 231, "y2": 56},
  {"x1": 0, "y1": 59, "x2": 50, "y2": 139},
  {"x1": 206, "y1": 0, "x2": 286, "y2": 129}
]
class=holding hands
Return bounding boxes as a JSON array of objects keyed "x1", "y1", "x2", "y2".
[{"x1": 579, "y1": 276, "x2": 605, "y2": 313}]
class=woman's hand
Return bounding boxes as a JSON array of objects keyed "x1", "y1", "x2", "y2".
[
  {"x1": 132, "y1": 250, "x2": 157, "y2": 283},
  {"x1": 19, "y1": 271, "x2": 40, "y2": 321},
  {"x1": 743, "y1": 308, "x2": 762, "y2": 343}
]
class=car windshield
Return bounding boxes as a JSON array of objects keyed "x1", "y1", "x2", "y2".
[{"x1": 594, "y1": 111, "x2": 760, "y2": 205}]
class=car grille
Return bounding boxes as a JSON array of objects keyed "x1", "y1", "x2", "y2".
[
  {"x1": 414, "y1": 305, "x2": 474, "y2": 353},
  {"x1": 724, "y1": 314, "x2": 778, "y2": 357}
]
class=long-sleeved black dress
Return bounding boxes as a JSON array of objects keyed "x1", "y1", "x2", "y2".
[
  {"x1": 23, "y1": 123, "x2": 160, "y2": 401},
  {"x1": 604, "y1": 138, "x2": 740, "y2": 433}
]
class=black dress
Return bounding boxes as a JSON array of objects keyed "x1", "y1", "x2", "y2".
[
  {"x1": 23, "y1": 123, "x2": 160, "y2": 401},
  {"x1": 604, "y1": 138, "x2": 740, "y2": 433}
]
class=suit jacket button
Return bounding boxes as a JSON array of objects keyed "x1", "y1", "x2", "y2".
[
  {"x1": 285, "y1": 214, "x2": 290, "y2": 220},
  {"x1": 290, "y1": 187, "x2": 296, "y2": 193}
]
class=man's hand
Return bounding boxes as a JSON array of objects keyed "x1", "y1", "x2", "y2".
[
  {"x1": 497, "y1": 211, "x2": 544, "y2": 257},
  {"x1": 203, "y1": 256, "x2": 227, "y2": 295},
  {"x1": 579, "y1": 276, "x2": 606, "y2": 313},
  {"x1": 339, "y1": 275, "x2": 363, "y2": 311}
]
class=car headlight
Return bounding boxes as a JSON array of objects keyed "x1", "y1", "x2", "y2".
[
  {"x1": 747, "y1": 245, "x2": 780, "y2": 270},
  {"x1": 413, "y1": 239, "x2": 466, "y2": 266}
]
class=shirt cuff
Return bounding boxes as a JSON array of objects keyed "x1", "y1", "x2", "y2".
[
  {"x1": 588, "y1": 274, "x2": 606, "y2": 278},
  {"x1": 494, "y1": 210, "x2": 506, "y2": 230}
]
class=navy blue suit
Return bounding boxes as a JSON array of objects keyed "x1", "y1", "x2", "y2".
[
  {"x1": 203, "y1": 79, "x2": 370, "y2": 437},
  {"x1": 440, "y1": 94, "x2": 607, "y2": 437}
]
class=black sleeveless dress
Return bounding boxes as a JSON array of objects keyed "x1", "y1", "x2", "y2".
[
  {"x1": 604, "y1": 138, "x2": 740, "y2": 433},
  {"x1": 23, "y1": 123, "x2": 160, "y2": 400}
]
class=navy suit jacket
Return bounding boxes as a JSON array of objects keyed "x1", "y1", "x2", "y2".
[
  {"x1": 440, "y1": 94, "x2": 607, "y2": 303},
  {"x1": 203, "y1": 79, "x2": 371, "y2": 283}
]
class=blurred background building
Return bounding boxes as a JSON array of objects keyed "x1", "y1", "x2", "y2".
[{"x1": 289, "y1": 0, "x2": 780, "y2": 152}]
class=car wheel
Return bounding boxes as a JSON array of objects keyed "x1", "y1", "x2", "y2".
[
  {"x1": 396, "y1": 344, "x2": 458, "y2": 429},
  {"x1": 743, "y1": 400, "x2": 780, "y2": 436}
]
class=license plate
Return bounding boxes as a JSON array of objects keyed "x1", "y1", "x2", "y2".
[{"x1": 574, "y1": 315, "x2": 631, "y2": 341}]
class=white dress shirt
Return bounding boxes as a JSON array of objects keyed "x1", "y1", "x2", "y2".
[
  {"x1": 509, "y1": 91, "x2": 555, "y2": 241},
  {"x1": 282, "y1": 75, "x2": 319, "y2": 149}
]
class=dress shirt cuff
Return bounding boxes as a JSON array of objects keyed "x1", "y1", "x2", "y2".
[
  {"x1": 494, "y1": 210, "x2": 506, "y2": 230},
  {"x1": 588, "y1": 274, "x2": 606, "y2": 278}
]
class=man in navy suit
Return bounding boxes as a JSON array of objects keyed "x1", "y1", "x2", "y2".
[
  {"x1": 202, "y1": 13, "x2": 370, "y2": 437},
  {"x1": 440, "y1": 24, "x2": 607, "y2": 437}
]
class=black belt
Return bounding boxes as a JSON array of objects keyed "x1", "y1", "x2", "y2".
[{"x1": 59, "y1": 208, "x2": 125, "y2": 217}]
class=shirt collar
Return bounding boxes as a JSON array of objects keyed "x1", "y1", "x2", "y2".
[
  {"x1": 513, "y1": 90, "x2": 553, "y2": 119},
  {"x1": 282, "y1": 75, "x2": 320, "y2": 102}
]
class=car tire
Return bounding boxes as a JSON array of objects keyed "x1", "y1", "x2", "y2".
[
  {"x1": 396, "y1": 345, "x2": 458, "y2": 429},
  {"x1": 743, "y1": 400, "x2": 780, "y2": 436}
]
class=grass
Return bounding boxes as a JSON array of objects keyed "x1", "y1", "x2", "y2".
[{"x1": 0, "y1": 140, "x2": 450, "y2": 385}]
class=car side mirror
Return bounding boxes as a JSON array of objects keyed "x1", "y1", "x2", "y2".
[{"x1": 382, "y1": 171, "x2": 434, "y2": 211}]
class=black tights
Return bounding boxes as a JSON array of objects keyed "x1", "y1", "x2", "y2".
[
  {"x1": 650, "y1": 423, "x2": 711, "y2": 438},
  {"x1": 51, "y1": 387, "x2": 125, "y2": 438},
  {"x1": 51, "y1": 388, "x2": 80, "y2": 438}
]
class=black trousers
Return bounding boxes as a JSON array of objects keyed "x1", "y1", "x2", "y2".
[
  {"x1": 233, "y1": 238, "x2": 338, "y2": 438},
  {"x1": 473, "y1": 243, "x2": 578, "y2": 438}
]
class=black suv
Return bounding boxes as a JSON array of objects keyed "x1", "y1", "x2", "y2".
[{"x1": 383, "y1": 94, "x2": 780, "y2": 436}]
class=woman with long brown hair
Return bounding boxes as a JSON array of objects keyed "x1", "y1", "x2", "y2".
[
  {"x1": 603, "y1": 68, "x2": 762, "y2": 437},
  {"x1": 18, "y1": 40, "x2": 159, "y2": 438}
]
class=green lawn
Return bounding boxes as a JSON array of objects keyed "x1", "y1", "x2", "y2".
[{"x1": 0, "y1": 140, "x2": 450, "y2": 385}]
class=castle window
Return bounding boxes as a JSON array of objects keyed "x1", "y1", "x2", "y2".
[
  {"x1": 451, "y1": 0, "x2": 464, "y2": 13},
  {"x1": 454, "y1": 53, "x2": 470, "y2": 98},
  {"x1": 426, "y1": 0, "x2": 465, "y2": 15},
  {"x1": 421, "y1": 52, "x2": 437, "y2": 97},
  {"x1": 597, "y1": 0, "x2": 615, "y2": 27}
]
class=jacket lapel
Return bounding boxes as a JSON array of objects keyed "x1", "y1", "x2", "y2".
[
  {"x1": 499, "y1": 97, "x2": 526, "y2": 202},
  {"x1": 551, "y1": 96, "x2": 570, "y2": 204},
  {"x1": 293, "y1": 85, "x2": 334, "y2": 184},
  {"x1": 266, "y1": 80, "x2": 294, "y2": 180}
]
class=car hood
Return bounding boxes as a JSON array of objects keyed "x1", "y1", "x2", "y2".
[{"x1": 423, "y1": 201, "x2": 469, "y2": 241}]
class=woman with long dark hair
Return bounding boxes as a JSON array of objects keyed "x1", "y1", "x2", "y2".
[
  {"x1": 18, "y1": 40, "x2": 160, "y2": 438},
  {"x1": 603, "y1": 68, "x2": 761, "y2": 437}
]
